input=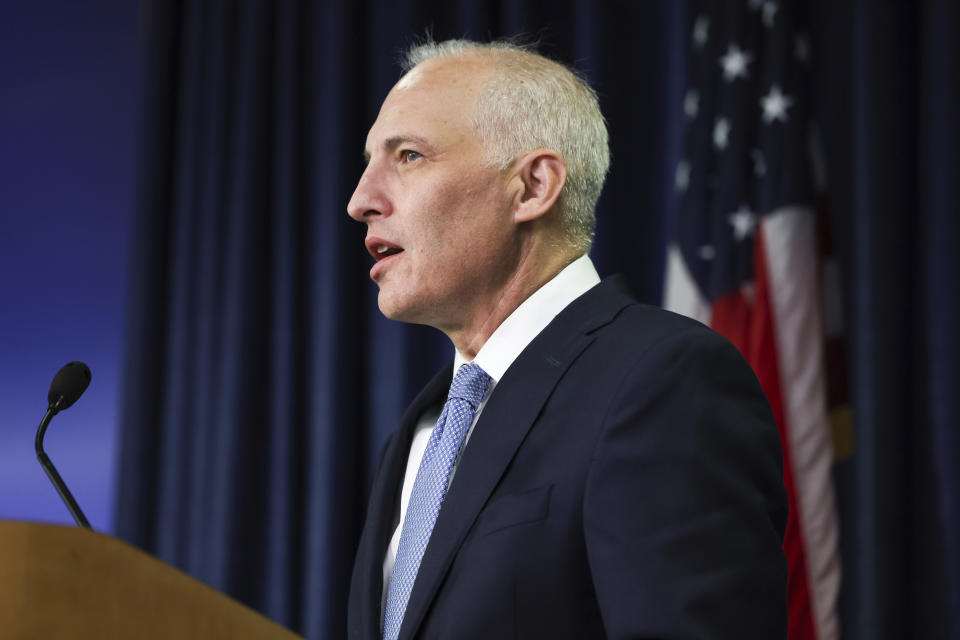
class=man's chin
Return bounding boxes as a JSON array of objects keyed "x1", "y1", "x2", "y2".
[
  {"x1": 377, "y1": 291, "x2": 415, "y2": 323},
  {"x1": 377, "y1": 290, "x2": 437, "y2": 327}
]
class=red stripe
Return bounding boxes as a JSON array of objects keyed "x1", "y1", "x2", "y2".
[{"x1": 709, "y1": 229, "x2": 817, "y2": 640}]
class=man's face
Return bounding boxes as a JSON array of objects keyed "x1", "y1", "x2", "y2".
[{"x1": 347, "y1": 58, "x2": 521, "y2": 333}]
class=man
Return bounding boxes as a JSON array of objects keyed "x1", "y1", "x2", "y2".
[{"x1": 347, "y1": 38, "x2": 787, "y2": 639}]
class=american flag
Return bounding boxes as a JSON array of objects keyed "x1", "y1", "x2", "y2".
[{"x1": 663, "y1": 2, "x2": 841, "y2": 639}]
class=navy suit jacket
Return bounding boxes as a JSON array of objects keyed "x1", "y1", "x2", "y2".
[{"x1": 348, "y1": 277, "x2": 788, "y2": 639}]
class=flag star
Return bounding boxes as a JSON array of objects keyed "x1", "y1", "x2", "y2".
[
  {"x1": 699, "y1": 245, "x2": 716, "y2": 260},
  {"x1": 760, "y1": 84, "x2": 794, "y2": 123},
  {"x1": 713, "y1": 117, "x2": 731, "y2": 150},
  {"x1": 684, "y1": 89, "x2": 699, "y2": 119},
  {"x1": 795, "y1": 35, "x2": 811, "y2": 63},
  {"x1": 728, "y1": 204, "x2": 757, "y2": 241},
  {"x1": 693, "y1": 15, "x2": 709, "y2": 49},
  {"x1": 751, "y1": 149, "x2": 767, "y2": 176},
  {"x1": 762, "y1": 2, "x2": 779, "y2": 28},
  {"x1": 719, "y1": 43, "x2": 753, "y2": 82},
  {"x1": 675, "y1": 160, "x2": 691, "y2": 191}
]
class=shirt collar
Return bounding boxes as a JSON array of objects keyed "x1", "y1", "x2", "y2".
[{"x1": 453, "y1": 254, "x2": 601, "y2": 383}]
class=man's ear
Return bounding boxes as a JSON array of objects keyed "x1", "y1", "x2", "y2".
[{"x1": 513, "y1": 148, "x2": 567, "y2": 224}]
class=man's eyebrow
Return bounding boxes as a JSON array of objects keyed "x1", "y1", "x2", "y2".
[{"x1": 384, "y1": 134, "x2": 431, "y2": 151}]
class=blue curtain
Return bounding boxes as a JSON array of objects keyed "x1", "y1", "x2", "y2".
[
  {"x1": 114, "y1": 1, "x2": 959, "y2": 638},
  {"x1": 815, "y1": 1, "x2": 960, "y2": 638}
]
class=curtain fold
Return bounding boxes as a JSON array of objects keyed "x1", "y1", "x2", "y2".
[
  {"x1": 919, "y1": 2, "x2": 959, "y2": 627},
  {"x1": 115, "y1": 1, "x2": 959, "y2": 638}
]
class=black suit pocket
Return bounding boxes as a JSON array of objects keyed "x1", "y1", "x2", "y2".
[{"x1": 474, "y1": 484, "x2": 553, "y2": 538}]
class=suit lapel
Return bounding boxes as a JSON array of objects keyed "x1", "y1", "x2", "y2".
[
  {"x1": 397, "y1": 277, "x2": 637, "y2": 639},
  {"x1": 352, "y1": 363, "x2": 452, "y2": 640}
]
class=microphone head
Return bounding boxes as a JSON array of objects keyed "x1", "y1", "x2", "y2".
[{"x1": 48, "y1": 362, "x2": 92, "y2": 412}]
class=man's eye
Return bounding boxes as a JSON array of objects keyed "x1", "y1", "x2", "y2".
[{"x1": 401, "y1": 150, "x2": 422, "y2": 163}]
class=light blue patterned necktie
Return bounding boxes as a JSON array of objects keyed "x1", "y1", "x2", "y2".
[{"x1": 382, "y1": 362, "x2": 492, "y2": 640}]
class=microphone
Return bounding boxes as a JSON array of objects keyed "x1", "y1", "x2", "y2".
[{"x1": 35, "y1": 362, "x2": 93, "y2": 529}]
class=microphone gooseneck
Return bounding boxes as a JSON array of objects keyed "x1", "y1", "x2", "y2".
[{"x1": 35, "y1": 361, "x2": 93, "y2": 530}]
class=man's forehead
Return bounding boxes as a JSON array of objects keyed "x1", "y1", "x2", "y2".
[
  {"x1": 401, "y1": 53, "x2": 494, "y2": 88},
  {"x1": 385, "y1": 54, "x2": 495, "y2": 112},
  {"x1": 394, "y1": 61, "x2": 431, "y2": 91},
  {"x1": 362, "y1": 58, "x2": 492, "y2": 156}
]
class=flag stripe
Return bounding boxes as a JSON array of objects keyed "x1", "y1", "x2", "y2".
[
  {"x1": 762, "y1": 208, "x2": 841, "y2": 640},
  {"x1": 663, "y1": 244, "x2": 711, "y2": 325},
  {"x1": 707, "y1": 229, "x2": 816, "y2": 640}
]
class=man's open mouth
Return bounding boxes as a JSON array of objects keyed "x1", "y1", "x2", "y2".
[
  {"x1": 375, "y1": 245, "x2": 404, "y2": 260},
  {"x1": 365, "y1": 237, "x2": 404, "y2": 264}
]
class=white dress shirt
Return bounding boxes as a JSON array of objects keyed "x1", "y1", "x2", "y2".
[{"x1": 381, "y1": 254, "x2": 601, "y2": 611}]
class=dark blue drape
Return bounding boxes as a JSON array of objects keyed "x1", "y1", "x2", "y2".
[
  {"x1": 813, "y1": 1, "x2": 959, "y2": 638},
  {"x1": 115, "y1": 1, "x2": 959, "y2": 638}
]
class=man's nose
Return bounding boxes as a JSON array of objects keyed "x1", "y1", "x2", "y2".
[{"x1": 347, "y1": 166, "x2": 392, "y2": 222}]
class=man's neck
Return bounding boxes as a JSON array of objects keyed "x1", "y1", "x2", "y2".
[{"x1": 445, "y1": 248, "x2": 580, "y2": 359}]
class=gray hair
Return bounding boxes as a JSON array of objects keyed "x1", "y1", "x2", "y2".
[{"x1": 402, "y1": 38, "x2": 610, "y2": 254}]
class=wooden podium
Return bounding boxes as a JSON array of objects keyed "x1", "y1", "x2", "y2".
[{"x1": 0, "y1": 521, "x2": 304, "y2": 639}]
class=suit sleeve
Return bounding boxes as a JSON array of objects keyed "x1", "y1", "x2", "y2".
[{"x1": 583, "y1": 326, "x2": 788, "y2": 639}]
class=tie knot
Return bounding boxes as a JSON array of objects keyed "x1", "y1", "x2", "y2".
[{"x1": 448, "y1": 362, "x2": 491, "y2": 410}]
